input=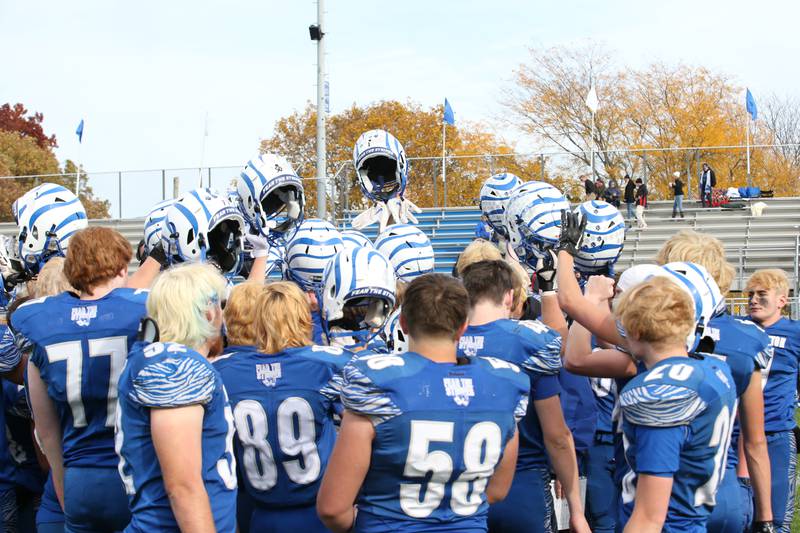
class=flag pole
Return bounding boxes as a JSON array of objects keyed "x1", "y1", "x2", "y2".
[
  {"x1": 590, "y1": 111, "x2": 596, "y2": 180},
  {"x1": 442, "y1": 120, "x2": 447, "y2": 208},
  {"x1": 746, "y1": 116, "x2": 752, "y2": 189},
  {"x1": 200, "y1": 111, "x2": 209, "y2": 185},
  {"x1": 75, "y1": 140, "x2": 82, "y2": 196}
]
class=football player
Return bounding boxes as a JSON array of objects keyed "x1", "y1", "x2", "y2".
[
  {"x1": 616, "y1": 277, "x2": 737, "y2": 532},
  {"x1": 215, "y1": 281, "x2": 350, "y2": 532},
  {"x1": 458, "y1": 259, "x2": 590, "y2": 533},
  {"x1": 317, "y1": 274, "x2": 529, "y2": 532},
  {"x1": 745, "y1": 269, "x2": 800, "y2": 532},
  {"x1": 116, "y1": 263, "x2": 236, "y2": 532},
  {"x1": 15, "y1": 227, "x2": 145, "y2": 532}
]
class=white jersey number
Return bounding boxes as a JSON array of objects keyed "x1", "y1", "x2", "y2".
[
  {"x1": 400, "y1": 420, "x2": 503, "y2": 518},
  {"x1": 694, "y1": 403, "x2": 735, "y2": 506}
]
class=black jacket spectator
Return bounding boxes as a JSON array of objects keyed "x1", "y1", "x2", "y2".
[
  {"x1": 671, "y1": 178, "x2": 684, "y2": 197},
  {"x1": 584, "y1": 178, "x2": 597, "y2": 196},
  {"x1": 636, "y1": 183, "x2": 648, "y2": 207},
  {"x1": 624, "y1": 178, "x2": 636, "y2": 203}
]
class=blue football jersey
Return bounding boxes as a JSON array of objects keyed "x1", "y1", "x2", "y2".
[
  {"x1": 747, "y1": 316, "x2": 800, "y2": 432},
  {"x1": 558, "y1": 368, "x2": 597, "y2": 454},
  {"x1": 2, "y1": 381, "x2": 45, "y2": 493},
  {"x1": 116, "y1": 341, "x2": 237, "y2": 533},
  {"x1": 342, "y1": 352, "x2": 529, "y2": 532},
  {"x1": 620, "y1": 356, "x2": 738, "y2": 532},
  {"x1": 458, "y1": 318, "x2": 561, "y2": 471},
  {"x1": 12, "y1": 288, "x2": 147, "y2": 467},
  {"x1": 0, "y1": 325, "x2": 22, "y2": 374},
  {"x1": 705, "y1": 312, "x2": 772, "y2": 470},
  {"x1": 591, "y1": 377, "x2": 616, "y2": 434},
  {"x1": 311, "y1": 310, "x2": 325, "y2": 345},
  {"x1": 213, "y1": 344, "x2": 349, "y2": 508}
]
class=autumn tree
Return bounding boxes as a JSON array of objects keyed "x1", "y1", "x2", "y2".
[
  {"x1": 0, "y1": 103, "x2": 57, "y2": 149},
  {"x1": 260, "y1": 100, "x2": 545, "y2": 215}
]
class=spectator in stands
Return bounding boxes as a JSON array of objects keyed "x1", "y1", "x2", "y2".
[
  {"x1": 635, "y1": 178, "x2": 648, "y2": 229},
  {"x1": 605, "y1": 177, "x2": 621, "y2": 207},
  {"x1": 584, "y1": 175, "x2": 597, "y2": 201},
  {"x1": 594, "y1": 178, "x2": 606, "y2": 201},
  {"x1": 474, "y1": 215, "x2": 493, "y2": 241},
  {"x1": 670, "y1": 171, "x2": 685, "y2": 219},
  {"x1": 623, "y1": 173, "x2": 636, "y2": 219},
  {"x1": 700, "y1": 162, "x2": 716, "y2": 207}
]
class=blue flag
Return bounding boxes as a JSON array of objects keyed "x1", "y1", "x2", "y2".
[
  {"x1": 746, "y1": 89, "x2": 757, "y2": 121},
  {"x1": 443, "y1": 98, "x2": 455, "y2": 125},
  {"x1": 75, "y1": 119, "x2": 84, "y2": 143}
]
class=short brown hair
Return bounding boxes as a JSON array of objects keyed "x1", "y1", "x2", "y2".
[
  {"x1": 255, "y1": 281, "x2": 312, "y2": 353},
  {"x1": 460, "y1": 260, "x2": 515, "y2": 307},
  {"x1": 614, "y1": 277, "x2": 695, "y2": 347},
  {"x1": 401, "y1": 274, "x2": 468, "y2": 341},
  {"x1": 455, "y1": 239, "x2": 502, "y2": 277},
  {"x1": 64, "y1": 227, "x2": 132, "y2": 293},
  {"x1": 746, "y1": 268, "x2": 790, "y2": 297},
  {"x1": 224, "y1": 281, "x2": 265, "y2": 347}
]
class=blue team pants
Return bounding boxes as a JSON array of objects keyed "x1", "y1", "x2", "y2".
[
  {"x1": 739, "y1": 477, "x2": 754, "y2": 533},
  {"x1": 63, "y1": 467, "x2": 130, "y2": 533},
  {"x1": 250, "y1": 504, "x2": 327, "y2": 533},
  {"x1": 237, "y1": 487, "x2": 255, "y2": 533},
  {"x1": 37, "y1": 475, "x2": 65, "y2": 532},
  {"x1": 767, "y1": 430, "x2": 797, "y2": 532},
  {"x1": 585, "y1": 437, "x2": 616, "y2": 533},
  {"x1": 488, "y1": 467, "x2": 553, "y2": 533},
  {"x1": 707, "y1": 467, "x2": 746, "y2": 533}
]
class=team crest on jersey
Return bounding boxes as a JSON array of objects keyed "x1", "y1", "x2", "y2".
[
  {"x1": 443, "y1": 377, "x2": 475, "y2": 406},
  {"x1": 458, "y1": 336, "x2": 484, "y2": 357},
  {"x1": 256, "y1": 363, "x2": 282, "y2": 387},
  {"x1": 70, "y1": 305, "x2": 97, "y2": 327}
]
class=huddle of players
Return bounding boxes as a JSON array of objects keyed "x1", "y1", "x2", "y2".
[{"x1": 0, "y1": 126, "x2": 796, "y2": 533}]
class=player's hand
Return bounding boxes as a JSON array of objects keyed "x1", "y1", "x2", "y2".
[
  {"x1": 535, "y1": 249, "x2": 558, "y2": 294},
  {"x1": 556, "y1": 210, "x2": 586, "y2": 257},
  {"x1": 752, "y1": 522, "x2": 776, "y2": 533},
  {"x1": 245, "y1": 232, "x2": 269, "y2": 258},
  {"x1": 147, "y1": 241, "x2": 170, "y2": 268},
  {"x1": 584, "y1": 275, "x2": 614, "y2": 304},
  {"x1": 569, "y1": 513, "x2": 591, "y2": 533}
]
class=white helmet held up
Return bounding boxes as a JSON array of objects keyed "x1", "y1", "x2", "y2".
[
  {"x1": 374, "y1": 224, "x2": 435, "y2": 282},
  {"x1": 353, "y1": 129, "x2": 408, "y2": 202}
]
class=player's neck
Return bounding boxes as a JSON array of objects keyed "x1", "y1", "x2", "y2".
[
  {"x1": 80, "y1": 275, "x2": 126, "y2": 301},
  {"x1": 638, "y1": 342, "x2": 688, "y2": 369},
  {"x1": 408, "y1": 337, "x2": 458, "y2": 364},
  {"x1": 753, "y1": 312, "x2": 782, "y2": 328},
  {"x1": 468, "y1": 300, "x2": 509, "y2": 326}
]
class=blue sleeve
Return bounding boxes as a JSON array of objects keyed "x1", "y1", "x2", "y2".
[
  {"x1": 131, "y1": 356, "x2": 216, "y2": 408},
  {"x1": 341, "y1": 360, "x2": 402, "y2": 425},
  {"x1": 632, "y1": 425, "x2": 687, "y2": 476},
  {"x1": 530, "y1": 373, "x2": 560, "y2": 401},
  {"x1": 0, "y1": 326, "x2": 22, "y2": 373},
  {"x1": 621, "y1": 384, "x2": 706, "y2": 427}
]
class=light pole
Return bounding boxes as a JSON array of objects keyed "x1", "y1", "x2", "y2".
[{"x1": 309, "y1": 1, "x2": 327, "y2": 219}]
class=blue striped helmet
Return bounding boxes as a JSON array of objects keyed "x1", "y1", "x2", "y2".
[
  {"x1": 656, "y1": 262, "x2": 724, "y2": 352},
  {"x1": 236, "y1": 153, "x2": 304, "y2": 241},
  {"x1": 15, "y1": 183, "x2": 88, "y2": 275},
  {"x1": 264, "y1": 244, "x2": 285, "y2": 280},
  {"x1": 284, "y1": 219, "x2": 344, "y2": 291},
  {"x1": 321, "y1": 246, "x2": 396, "y2": 344},
  {"x1": 380, "y1": 307, "x2": 408, "y2": 354},
  {"x1": 341, "y1": 229, "x2": 374, "y2": 252},
  {"x1": 143, "y1": 199, "x2": 176, "y2": 253},
  {"x1": 573, "y1": 200, "x2": 626, "y2": 273},
  {"x1": 479, "y1": 173, "x2": 523, "y2": 238},
  {"x1": 504, "y1": 181, "x2": 570, "y2": 265},
  {"x1": 353, "y1": 129, "x2": 408, "y2": 202},
  {"x1": 161, "y1": 188, "x2": 245, "y2": 274},
  {"x1": 374, "y1": 224, "x2": 434, "y2": 282}
]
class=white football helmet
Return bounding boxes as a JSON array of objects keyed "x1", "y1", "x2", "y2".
[
  {"x1": 504, "y1": 181, "x2": 569, "y2": 265},
  {"x1": 15, "y1": 184, "x2": 88, "y2": 275},
  {"x1": 374, "y1": 224, "x2": 435, "y2": 282},
  {"x1": 264, "y1": 244, "x2": 285, "y2": 279},
  {"x1": 321, "y1": 246, "x2": 396, "y2": 346},
  {"x1": 480, "y1": 173, "x2": 523, "y2": 238},
  {"x1": 143, "y1": 199, "x2": 176, "y2": 253},
  {"x1": 380, "y1": 307, "x2": 408, "y2": 354},
  {"x1": 573, "y1": 200, "x2": 626, "y2": 274},
  {"x1": 654, "y1": 262, "x2": 724, "y2": 352},
  {"x1": 161, "y1": 188, "x2": 245, "y2": 274},
  {"x1": 284, "y1": 219, "x2": 344, "y2": 291},
  {"x1": 236, "y1": 153, "x2": 304, "y2": 241},
  {"x1": 353, "y1": 129, "x2": 408, "y2": 202},
  {"x1": 341, "y1": 229, "x2": 374, "y2": 252}
]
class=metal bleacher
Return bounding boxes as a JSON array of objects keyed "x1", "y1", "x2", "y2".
[{"x1": 2, "y1": 196, "x2": 797, "y2": 294}]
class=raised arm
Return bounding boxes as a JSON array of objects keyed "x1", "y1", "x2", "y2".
[{"x1": 738, "y1": 370, "x2": 773, "y2": 524}]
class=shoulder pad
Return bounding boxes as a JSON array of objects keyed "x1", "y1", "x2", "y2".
[
  {"x1": 620, "y1": 382, "x2": 706, "y2": 427},
  {"x1": 341, "y1": 358, "x2": 402, "y2": 425},
  {"x1": 513, "y1": 320, "x2": 562, "y2": 375},
  {"x1": 132, "y1": 352, "x2": 215, "y2": 408}
]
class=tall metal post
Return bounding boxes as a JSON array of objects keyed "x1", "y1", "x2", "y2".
[
  {"x1": 314, "y1": 0, "x2": 327, "y2": 219},
  {"x1": 162, "y1": 169, "x2": 166, "y2": 200},
  {"x1": 118, "y1": 172, "x2": 123, "y2": 219}
]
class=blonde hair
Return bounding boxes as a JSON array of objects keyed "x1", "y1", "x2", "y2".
[
  {"x1": 455, "y1": 239, "x2": 503, "y2": 277},
  {"x1": 614, "y1": 277, "x2": 694, "y2": 347},
  {"x1": 255, "y1": 281, "x2": 312, "y2": 354},
  {"x1": 224, "y1": 282, "x2": 265, "y2": 347},
  {"x1": 147, "y1": 263, "x2": 227, "y2": 350},
  {"x1": 31, "y1": 257, "x2": 76, "y2": 298},
  {"x1": 746, "y1": 269, "x2": 790, "y2": 297},
  {"x1": 655, "y1": 230, "x2": 734, "y2": 295},
  {"x1": 395, "y1": 280, "x2": 407, "y2": 308},
  {"x1": 508, "y1": 260, "x2": 532, "y2": 313}
]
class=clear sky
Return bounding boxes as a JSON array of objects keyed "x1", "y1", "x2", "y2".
[{"x1": 0, "y1": 0, "x2": 797, "y2": 213}]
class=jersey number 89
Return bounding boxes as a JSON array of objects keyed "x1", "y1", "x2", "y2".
[{"x1": 401, "y1": 420, "x2": 502, "y2": 518}]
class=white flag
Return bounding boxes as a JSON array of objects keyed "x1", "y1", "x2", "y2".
[{"x1": 585, "y1": 85, "x2": 599, "y2": 113}]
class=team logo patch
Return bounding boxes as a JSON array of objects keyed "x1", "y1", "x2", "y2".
[
  {"x1": 70, "y1": 305, "x2": 97, "y2": 327},
  {"x1": 458, "y1": 336, "x2": 484, "y2": 357},
  {"x1": 256, "y1": 363, "x2": 282, "y2": 387},
  {"x1": 443, "y1": 377, "x2": 475, "y2": 407}
]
